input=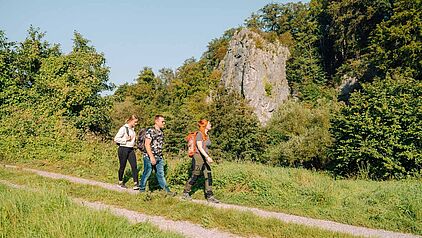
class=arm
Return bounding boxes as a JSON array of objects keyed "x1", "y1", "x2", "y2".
[
  {"x1": 145, "y1": 138, "x2": 156, "y2": 165},
  {"x1": 114, "y1": 127, "x2": 130, "y2": 144},
  {"x1": 197, "y1": 140, "x2": 213, "y2": 163}
]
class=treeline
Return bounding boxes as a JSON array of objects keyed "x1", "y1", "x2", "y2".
[
  {"x1": 0, "y1": 28, "x2": 113, "y2": 138},
  {"x1": 0, "y1": 0, "x2": 420, "y2": 179}
]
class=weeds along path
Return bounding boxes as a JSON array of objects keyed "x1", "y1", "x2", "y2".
[
  {"x1": 0, "y1": 179, "x2": 241, "y2": 238},
  {"x1": 3, "y1": 164, "x2": 420, "y2": 238}
]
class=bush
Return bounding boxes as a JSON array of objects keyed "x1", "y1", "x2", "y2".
[
  {"x1": 264, "y1": 100, "x2": 336, "y2": 168},
  {"x1": 330, "y1": 74, "x2": 422, "y2": 179}
]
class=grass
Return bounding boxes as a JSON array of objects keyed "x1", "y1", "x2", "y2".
[
  {"x1": 210, "y1": 162, "x2": 422, "y2": 235},
  {"x1": 0, "y1": 183, "x2": 183, "y2": 238},
  {"x1": 0, "y1": 167, "x2": 356, "y2": 238},
  {"x1": 1, "y1": 137, "x2": 421, "y2": 235}
]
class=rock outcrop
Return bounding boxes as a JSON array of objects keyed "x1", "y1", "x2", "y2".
[{"x1": 219, "y1": 28, "x2": 290, "y2": 125}]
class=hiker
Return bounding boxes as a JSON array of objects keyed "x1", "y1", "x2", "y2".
[
  {"x1": 114, "y1": 114, "x2": 139, "y2": 190},
  {"x1": 182, "y1": 119, "x2": 219, "y2": 203},
  {"x1": 139, "y1": 115, "x2": 174, "y2": 194}
]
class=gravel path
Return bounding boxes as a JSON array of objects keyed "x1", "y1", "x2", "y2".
[
  {"x1": 3, "y1": 164, "x2": 421, "y2": 238},
  {"x1": 74, "y1": 199, "x2": 241, "y2": 238}
]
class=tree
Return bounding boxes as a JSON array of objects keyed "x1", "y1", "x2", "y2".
[
  {"x1": 0, "y1": 30, "x2": 16, "y2": 103},
  {"x1": 364, "y1": 0, "x2": 421, "y2": 81},
  {"x1": 208, "y1": 88, "x2": 266, "y2": 161},
  {"x1": 15, "y1": 26, "x2": 60, "y2": 88},
  {"x1": 324, "y1": 0, "x2": 393, "y2": 80},
  {"x1": 36, "y1": 31, "x2": 113, "y2": 135},
  {"x1": 330, "y1": 74, "x2": 421, "y2": 179}
]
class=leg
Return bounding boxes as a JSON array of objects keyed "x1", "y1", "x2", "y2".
[
  {"x1": 127, "y1": 149, "x2": 138, "y2": 184},
  {"x1": 139, "y1": 154, "x2": 152, "y2": 191},
  {"x1": 183, "y1": 154, "x2": 203, "y2": 193},
  {"x1": 203, "y1": 162, "x2": 214, "y2": 198},
  {"x1": 117, "y1": 147, "x2": 128, "y2": 182},
  {"x1": 155, "y1": 157, "x2": 170, "y2": 192}
]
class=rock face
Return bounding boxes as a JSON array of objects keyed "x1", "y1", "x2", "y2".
[{"x1": 219, "y1": 28, "x2": 290, "y2": 125}]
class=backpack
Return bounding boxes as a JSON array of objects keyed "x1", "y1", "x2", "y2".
[
  {"x1": 116, "y1": 126, "x2": 129, "y2": 146},
  {"x1": 185, "y1": 132, "x2": 197, "y2": 157},
  {"x1": 137, "y1": 128, "x2": 147, "y2": 152},
  {"x1": 185, "y1": 131, "x2": 206, "y2": 157}
]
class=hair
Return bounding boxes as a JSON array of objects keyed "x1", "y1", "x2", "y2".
[
  {"x1": 155, "y1": 114, "x2": 164, "y2": 121},
  {"x1": 198, "y1": 119, "x2": 209, "y2": 140},
  {"x1": 126, "y1": 114, "x2": 138, "y2": 123}
]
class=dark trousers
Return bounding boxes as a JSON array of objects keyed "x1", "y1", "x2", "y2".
[
  {"x1": 183, "y1": 153, "x2": 213, "y2": 197},
  {"x1": 117, "y1": 146, "x2": 138, "y2": 184}
]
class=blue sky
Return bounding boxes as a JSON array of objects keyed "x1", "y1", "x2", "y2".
[{"x1": 1, "y1": 0, "x2": 305, "y2": 90}]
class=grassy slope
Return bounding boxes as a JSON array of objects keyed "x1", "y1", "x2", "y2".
[{"x1": 1, "y1": 137, "x2": 421, "y2": 235}]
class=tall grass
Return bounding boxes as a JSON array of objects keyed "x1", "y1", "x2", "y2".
[
  {"x1": 0, "y1": 184, "x2": 182, "y2": 238},
  {"x1": 208, "y1": 162, "x2": 422, "y2": 234}
]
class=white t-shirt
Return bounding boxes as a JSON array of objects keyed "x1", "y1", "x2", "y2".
[{"x1": 114, "y1": 124, "x2": 136, "y2": 148}]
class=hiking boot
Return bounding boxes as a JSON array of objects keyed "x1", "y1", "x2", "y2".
[
  {"x1": 182, "y1": 192, "x2": 192, "y2": 200},
  {"x1": 207, "y1": 196, "x2": 220, "y2": 203}
]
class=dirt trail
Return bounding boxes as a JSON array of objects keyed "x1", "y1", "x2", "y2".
[{"x1": 3, "y1": 164, "x2": 420, "y2": 238}]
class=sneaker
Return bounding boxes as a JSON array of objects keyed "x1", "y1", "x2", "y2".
[
  {"x1": 133, "y1": 186, "x2": 140, "y2": 190},
  {"x1": 182, "y1": 192, "x2": 192, "y2": 200},
  {"x1": 207, "y1": 196, "x2": 220, "y2": 203},
  {"x1": 117, "y1": 183, "x2": 128, "y2": 189},
  {"x1": 165, "y1": 191, "x2": 177, "y2": 197}
]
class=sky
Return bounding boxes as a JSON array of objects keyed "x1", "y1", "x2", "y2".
[{"x1": 1, "y1": 0, "x2": 305, "y2": 91}]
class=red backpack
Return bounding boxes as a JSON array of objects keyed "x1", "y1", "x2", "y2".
[
  {"x1": 185, "y1": 131, "x2": 207, "y2": 157},
  {"x1": 185, "y1": 132, "x2": 197, "y2": 157}
]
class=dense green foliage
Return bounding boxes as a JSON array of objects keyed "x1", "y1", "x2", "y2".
[
  {"x1": 1, "y1": 0, "x2": 421, "y2": 180},
  {"x1": 265, "y1": 100, "x2": 338, "y2": 168},
  {"x1": 364, "y1": 0, "x2": 421, "y2": 81},
  {"x1": 329, "y1": 0, "x2": 421, "y2": 178},
  {"x1": 330, "y1": 75, "x2": 422, "y2": 179},
  {"x1": 245, "y1": 0, "x2": 421, "y2": 178},
  {"x1": 0, "y1": 27, "x2": 113, "y2": 138}
]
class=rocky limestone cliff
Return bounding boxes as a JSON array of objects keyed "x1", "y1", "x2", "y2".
[{"x1": 219, "y1": 28, "x2": 290, "y2": 125}]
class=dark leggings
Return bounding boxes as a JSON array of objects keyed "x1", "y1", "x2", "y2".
[{"x1": 117, "y1": 146, "x2": 138, "y2": 184}]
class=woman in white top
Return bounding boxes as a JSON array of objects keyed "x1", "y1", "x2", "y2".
[{"x1": 114, "y1": 115, "x2": 139, "y2": 189}]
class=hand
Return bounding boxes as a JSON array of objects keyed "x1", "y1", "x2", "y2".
[
  {"x1": 206, "y1": 156, "x2": 213, "y2": 163},
  {"x1": 150, "y1": 157, "x2": 157, "y2": 165},
  {"x1": 125, "y1": 135, "x2": 131, "y2": 141}
]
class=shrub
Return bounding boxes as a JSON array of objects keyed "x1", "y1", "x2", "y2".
[
  {"x1": 330, "y1": 74, "x2": 422, "y2": 179},
  {"x1": 264, "y1": 100, "x2": 336, "y2": 168}
]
